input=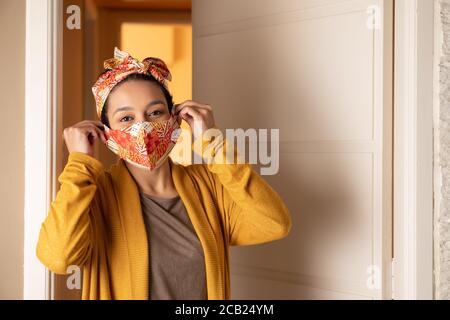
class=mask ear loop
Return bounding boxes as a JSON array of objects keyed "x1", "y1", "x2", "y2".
[
  {"x1": 99, "y1": 123, "x2": 111, "y2": 144},
  {"x1": 97, "y1": 123, "x2": 106, "y2": 131},
  {"x1": 171, "y1": 103, "x2": 182, "y2": 126},
  {"x1": 172, "y1": 103, "x2": 180, "y2": 115},
  {"x1": 98, "y1": 123, "x2": 107, "y2": 131},
  {"x1": 175, "y1": 115, "x2": 182, "y2": 126}
]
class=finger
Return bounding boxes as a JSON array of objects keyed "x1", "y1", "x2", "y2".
[
  {"x1": 174, "y1": 105, "x2": 210, "y2": 119},
  {"x1": 174, "y1": 100, "x2": 212, "y2": 113},
  {"x1": 63, "y1": 123, "x2": 102, "y2": 143},
  {"x1": 178, "y1": 106, "x2": 203, "y2": 123},
  {"x1": 178, "y1": 107, "x2": 206, "y2": 136},
  {"x1": 74, "y1": 121, "x2": 106, "y2": 134},
  {"x1": 173, "y1": 100, "x2": 212, "y2": 114},
  {"x1": 74, "y1": 120, "x2": 104, "y2": 128},
  {"x1": 77, "y1": 124, "x2": 107, "y2": 143},
  {"x1": 76, "y1": 123, "x2": 104, "y2": 134}
]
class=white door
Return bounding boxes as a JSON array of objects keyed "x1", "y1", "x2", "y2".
[{"x1": 192, "y1": 0, "x2": 393, "y2": 299}]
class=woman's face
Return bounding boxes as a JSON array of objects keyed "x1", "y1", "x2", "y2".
[{"x1": 106, "y1": 80, "x2": 171, "y2": 130}]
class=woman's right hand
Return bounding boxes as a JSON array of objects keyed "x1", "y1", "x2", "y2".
[{"x1": 63, "y1": 120, "x2": 107, "y2": 157}]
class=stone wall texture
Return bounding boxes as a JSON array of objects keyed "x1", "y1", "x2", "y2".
[{"x1": 435, "y1": 0, "x2": 450, "y2": 300}]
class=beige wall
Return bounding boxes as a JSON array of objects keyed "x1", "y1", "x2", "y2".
[{"x1": 0, "y1": 0, "x2": 26, "y2": 299}]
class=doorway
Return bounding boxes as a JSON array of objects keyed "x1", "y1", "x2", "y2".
[{"x1": 55, "y1": 0, "x2": 192, "y2": 299}]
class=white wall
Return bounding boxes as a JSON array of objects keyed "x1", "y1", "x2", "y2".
[{"x1": 0, "y1": 0, "x2": 26, "y2": 299}]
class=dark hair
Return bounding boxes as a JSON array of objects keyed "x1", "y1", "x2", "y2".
[{"x1": 100, "y1": 72, "x2": 174, "y2": 128}]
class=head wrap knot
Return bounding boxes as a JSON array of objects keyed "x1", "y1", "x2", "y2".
[{"x1": 92, "y1": 47, "x2": 172, "y2": 118}]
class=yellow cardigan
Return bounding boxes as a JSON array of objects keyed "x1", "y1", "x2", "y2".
[{"x1": 36, "y1": 138, "x2": 292, "y2": 300}]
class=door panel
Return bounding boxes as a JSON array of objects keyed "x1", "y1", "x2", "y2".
[{"x1": 193, "y1": 0, "x2": 393, "y2": 299}]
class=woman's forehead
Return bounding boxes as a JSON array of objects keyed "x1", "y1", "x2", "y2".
[{"x1": 108, "y1": 80, "x2": 166, "y2": 110}]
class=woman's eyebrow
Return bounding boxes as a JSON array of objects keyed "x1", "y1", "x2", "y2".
[
  {"x1": 113, "y1": 100, "x2": 165, "y2": 116},
  {"x1": 144, "y1": 99, "x2": 166, "y2": 109},
  {"x1": 113, "y1": 106, "x2": 133, "y2": 115}
]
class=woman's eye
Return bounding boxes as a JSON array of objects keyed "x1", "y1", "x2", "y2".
[
  {"x1": 148, "y1": 110, "x2": 163, "y2": 117},
  {"x1": 120, "y1": 116, "x2": 133, "y2": 122}
]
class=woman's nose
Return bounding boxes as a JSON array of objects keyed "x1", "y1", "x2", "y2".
[{"x1": 135, "y1": 114, "x2": 147, "y2": 122}]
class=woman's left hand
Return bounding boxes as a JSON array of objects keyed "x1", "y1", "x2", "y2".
[{"x1": 172, "y1": 100, "x2": 216, "y2": 138}]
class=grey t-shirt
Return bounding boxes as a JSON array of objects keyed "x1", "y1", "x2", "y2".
[{"x1": 139, "y1": 192, "x2": 207, "y2": 300}]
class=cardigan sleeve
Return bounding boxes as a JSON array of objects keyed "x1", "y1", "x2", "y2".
[
  {"x1": 193, "y1": 129, "x2": 292, "y2": 246},
  {"x1": 36, "y1": 152, "x2": 104, "y2": 274}
]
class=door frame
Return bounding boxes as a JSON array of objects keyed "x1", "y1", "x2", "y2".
[
  {"x1": 23, "y1": 0, "x2": 435, "y2": 299},
  {"x1": 23, "y1": 0, "x2": 62, "y2": 299},
  {"x1": 392, "y1": 0, "x2": 434, "y2": 300}
]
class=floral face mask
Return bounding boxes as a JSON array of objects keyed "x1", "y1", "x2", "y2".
[{"x1": 103, "y1": 115, "x2": 181, "y2": 170}]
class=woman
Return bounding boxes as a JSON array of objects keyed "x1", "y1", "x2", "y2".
[{"x1": 36, "y1": 47, "x2": 292, "y2": 300}]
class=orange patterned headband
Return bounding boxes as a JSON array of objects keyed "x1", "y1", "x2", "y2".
[{"x1": 92, "y1": 47, "x2": 172, "y2": 118}]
